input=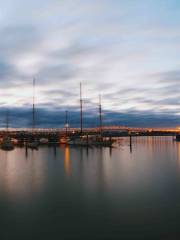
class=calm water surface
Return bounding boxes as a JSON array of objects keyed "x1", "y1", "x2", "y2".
[{"x1": 0, "y1": 136, "x2": 180, "y2": 239}]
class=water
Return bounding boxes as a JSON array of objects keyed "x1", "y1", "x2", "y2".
[{"x1": 0, "y1": 136, "x2": 180, "y2": 239}]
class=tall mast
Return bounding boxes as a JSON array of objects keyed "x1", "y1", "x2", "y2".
[
  {"x1": 6, "y1": 110, "x2": 9, "y2": 132},
  {"x1": 32, "y1": 78, "x2": 35, "y2": 131},
  {"x1": 99, "y1": 94, "x2": 102, "y2": 136},
  {"x1": 65, "y1": 110, "x2": 68, "y2": 137},
  {"x1": 80, "y1": 82, "x2": 83, "y2": 135}
]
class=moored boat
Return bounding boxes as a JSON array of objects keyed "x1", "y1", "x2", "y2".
[
  {"x1": 27, "y1": 78, "x2": 39, "y2": 150},
  {"x1": 1, "y1": 111, "x2": 15, "y2": 151},
  {"x1": 1, "y1": 136, "x2": 14, "y2": 151},
  {"x1": 68, "y1": 136, "x2": 90, "y2": 146},
  {"x1": 39, "y1": 138, "x2": 49, "y2": 145},
  {"x1": 91, "y1": 137, "x2": 115, "y2": 147},
  {"x1": 27, "y1": 141, "x2": 39, "y2": 149}
]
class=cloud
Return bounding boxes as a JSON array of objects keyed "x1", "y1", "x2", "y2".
[
  {"x1": 0, "y1": 106, "x2": 179, "y2": 128},
  {"x1": 151, "y1": 69, "x2": 180, "y2": 84},
  {"x1": 0, "y1": 0, "x2": 180, "y2": 127}
]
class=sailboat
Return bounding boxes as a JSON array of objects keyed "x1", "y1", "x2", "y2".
[
  {"x1": 1, "y1": 111, "x2": 14, "y2": 151},
  {"x1": 68, "y1": 83, "x2": 90, "y2": 146},
  {"x1": 60, "y1": 111, "x2": 70, "y2": 144},
  {"x1": 27, "y1": 78, "x2": 39, "y2": 149},
  {"x1": 92, "y1": 95, "x2": 114, "y2": 147}
]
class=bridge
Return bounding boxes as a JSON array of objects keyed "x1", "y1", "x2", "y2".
[{"x1": 0, "y1": 126, "x2": 178, "y2": 142}]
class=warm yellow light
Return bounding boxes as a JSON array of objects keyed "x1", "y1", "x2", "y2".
[{"x1": 64, "y1": 146, "x2": 71, "y2": 176}]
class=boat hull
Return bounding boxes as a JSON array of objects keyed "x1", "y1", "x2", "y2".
[
  {"x1": 1, "y1": 145, "x2": 14, "y2": 151},
  {"x1": 27, "y1": 142, "x2": 39, "y2": 149},
  {"x1": 1, "y1": 137, "x2": 15, "y2": 151}
]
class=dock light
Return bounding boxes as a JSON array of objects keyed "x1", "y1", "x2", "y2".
[{"x1": 65, "y1": 124, "x2": 69, "y2": 128}]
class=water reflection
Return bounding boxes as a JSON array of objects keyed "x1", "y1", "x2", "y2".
[
  {"x1": 53, "y1": 146, "x2": 57, "y2": 157},
  {"x1": 0, "y1": 149, "x2": 47, "y2": 202},
  {"x1": 177, "y1": 142, "x2": 180, "y2": 168},
  {"x1": 25, "y1": 145, "x2": 28, "y2": 159},
  {"x1": 1, "y1": 137, "x2": 180, "y2": 239},
  {"x1": 1, "y1": 136, "x2": 180, "y2": 203},
  {"x1": 64, "y1": 145, "x2": 71, "y2": 176}
]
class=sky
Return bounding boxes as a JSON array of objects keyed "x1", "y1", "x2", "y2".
[{"x1": 0, "y1": 0, "x2": 180, "y2": 128}]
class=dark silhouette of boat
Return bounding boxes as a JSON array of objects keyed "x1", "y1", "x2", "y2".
[
  {"x1": 68, "y1": 90, "x2": 115, "y2": 147},
  {"x1": 27, "y1": 79, "x2": 39, "y2": 150},
  {"x1": 1, "y1": 111, "x2": 14, "y2": 151},
  {"x1": 1, "y1": 136, "x2": 14, "y2": 151}
]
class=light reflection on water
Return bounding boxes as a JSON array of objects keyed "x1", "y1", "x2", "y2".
[
  {"x1": 0, "y1": 136, "x2": 180, "y2": 239},
  {"x1": 64, "y1": 145, "x2": 71, "y2": 176}
]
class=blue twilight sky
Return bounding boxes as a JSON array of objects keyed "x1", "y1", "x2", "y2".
[{"x1": 0, "y1": 0, "x2": 180, "y2": 128}]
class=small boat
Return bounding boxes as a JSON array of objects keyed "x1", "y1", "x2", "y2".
[
  {"x1": 39, "y1": 138, "x2": 49, "y2": 145},
  {"x1": 1, "y1": 136, "x2": 14, "y2": 151},
  {"x1": 92, "y1": 138, "x2": 115, "y2": 147},
  {"x1": 68, "y1": 136, "x2": 90, "y2": 146},
  {"x1": 27, "y1": 141, "x2": 39, "y2": 149},
  {"x1": 87, "y1": 134, "x2": 115, "y2": 147}
]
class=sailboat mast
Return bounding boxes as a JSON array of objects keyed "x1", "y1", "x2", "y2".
[
  {"x1": 32, "y1": 78, "x2": 35, "y2": 131},
  {"x1": 6, "y1": 110, "x2": 9, "y2": 132},
  {"x1": 99, "y1": 94, "x2": 102, "y2": 136},
  {"x1": 65, "y1": 110, "x2": 68, "y2": 137},
  {"x1": 80, "y1": 82, "x2": 83, "y2": 135}
]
